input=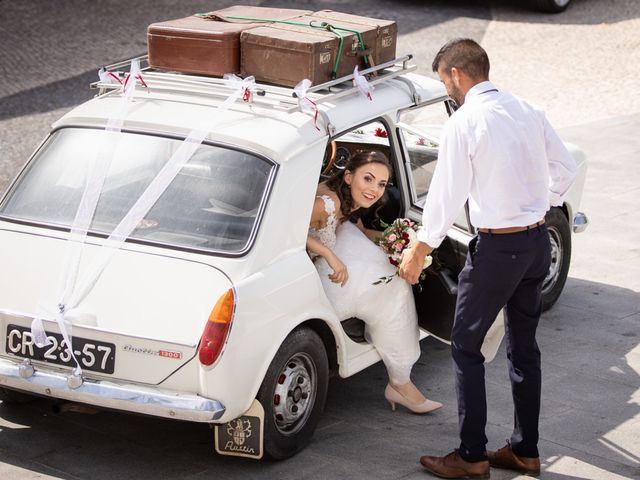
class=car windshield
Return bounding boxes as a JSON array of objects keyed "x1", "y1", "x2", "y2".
[{"x1": 0, "y1": 128, "x2": 274, "y2": 254}]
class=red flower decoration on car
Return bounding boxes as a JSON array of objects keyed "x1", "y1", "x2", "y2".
[{"x1": 374, "y1": 127, "x2": 388, "y2": 138}]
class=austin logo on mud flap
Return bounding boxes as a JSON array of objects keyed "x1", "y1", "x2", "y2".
[
  {"x1": 214, "y1": 400, "x2": 264, "y2": 459},
  {"x1": 228, "y1": 419, "x2": 252, "y2": 447}
]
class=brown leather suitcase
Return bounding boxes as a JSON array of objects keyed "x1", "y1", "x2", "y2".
[
  {"x1": 311, "y1": 10, "x2": 397, "y2": 66},
  {"x1": 240, "y1": 23, "x2": 341, "y2": 87},
  {"x1": 240, "y1": 13, "x2": 397, "y2": 87},
  {"x1": 147, "y1": 7, "x2": 312, "y2": 76},
  {"x1": 240, "y1": 16, "x2": 372, "y2": 87}
]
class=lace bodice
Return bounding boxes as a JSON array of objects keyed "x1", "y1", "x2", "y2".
[{"x1": 308, "y1": 195, "x2": 339, "y2": 253}]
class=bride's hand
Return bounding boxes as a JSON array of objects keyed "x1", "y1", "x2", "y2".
[{"x1": 327, "y1": 253, "x2": 348, "y2": 287}]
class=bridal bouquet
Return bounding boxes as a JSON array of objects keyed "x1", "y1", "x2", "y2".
[{"x1": 373, "y1": 218, "x2": 432, "y2": 285}]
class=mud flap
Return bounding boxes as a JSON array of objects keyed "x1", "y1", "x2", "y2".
[{"x1": 214, "y1": 399, "x2": 265, "y2": 459}]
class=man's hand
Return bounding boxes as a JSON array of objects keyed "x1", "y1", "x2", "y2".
[{"x1": 399, "y1": 241, "x2": 433, "y2": 285}]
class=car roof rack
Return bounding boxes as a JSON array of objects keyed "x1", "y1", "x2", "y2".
[{"x1": 90, "y1": 54, "x2": 417, "y2": 112}]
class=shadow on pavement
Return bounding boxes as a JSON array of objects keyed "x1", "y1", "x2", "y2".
[{"x1": 0, "y1": 70, "x2": 99, "y2": 122}]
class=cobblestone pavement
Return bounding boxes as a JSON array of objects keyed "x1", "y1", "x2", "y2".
[{"x1": 0, "y1": 1, "x2": 639, "y2": 479}]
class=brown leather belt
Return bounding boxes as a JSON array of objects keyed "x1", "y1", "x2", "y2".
[{"x1": 477, "y1": 220, "x2": 545, "y2": 235}]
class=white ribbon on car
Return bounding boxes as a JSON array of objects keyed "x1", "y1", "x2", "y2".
[
  {"x1": 98, "y1": 67, "x2": 123, "y2": 85},
  {"x1": 30, "y1": 68, "x2": 255, "y2": 377},
  {"x1": 353, "y1": 66, "x2": 373, "y2": 101},
  {"x1": 31, "y1": 59, "x2": 142, "y2": 375},
  {"x1": 294, "y1": 79, "x2": 320, "y2": 131},
  {"x1": 222, "y1": 73, "x2": 256, "y2": 105}
]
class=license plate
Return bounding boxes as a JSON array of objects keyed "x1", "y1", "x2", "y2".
[{"x1": 5, "y1": 324, "x2": 116, "y2": 374}]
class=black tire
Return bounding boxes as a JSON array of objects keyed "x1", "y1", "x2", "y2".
[
  {"x1": 542, "y1": 207, "x2": 572, "y2": 311},
  {"x1": 0, "y1": 387, "x2": 34, "y2": 404},
  {"x1": 257, "y1": 327, "x2": 329, "y2": 460},
  {"x1": 529, "y1": 0, "x2": 571, "y2": 13}
]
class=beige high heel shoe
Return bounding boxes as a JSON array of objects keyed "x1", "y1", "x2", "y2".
[{"x1": 384, "y1": 384, "x2": 443, "y2": 414}]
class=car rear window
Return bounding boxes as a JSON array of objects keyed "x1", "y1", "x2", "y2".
[{"x1": 0, "y1": 128, "x2": 274, "y2": 254}]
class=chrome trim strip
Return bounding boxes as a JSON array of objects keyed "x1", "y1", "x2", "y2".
[
  {"x1": 0, "y1": 358, "x2": 225, "y2": 423},
  {"x1": 573, "y1": 211, "x2": 589, "y2": 233}
]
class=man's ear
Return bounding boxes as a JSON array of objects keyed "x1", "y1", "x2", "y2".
[{"x1": 450, "y1": 67, "x2": 461, "y2": 87}]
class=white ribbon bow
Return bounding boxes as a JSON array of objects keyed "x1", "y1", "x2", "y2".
[
  {"x1": 294, "y1": 79, "x2": 320, "y2": 131},
  {"x1": 98, "y1": 68, "x2": 122, "y2": 85},
  {"x1": 353, "y1": 66, "x2": 373, "y2": 101},
  {"x1": 123, "y1": 58, "x2": 148, "y2": 92},
  {"x1": 222, "y1": 74, "x2": 256, "y2": 106}
]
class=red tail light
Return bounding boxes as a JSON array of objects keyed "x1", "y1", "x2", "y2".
[{"x1": 198, "y1": 289, "x2": 235, "y2": 366}]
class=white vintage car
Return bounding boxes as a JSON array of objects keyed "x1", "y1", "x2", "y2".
[{"x1": 0, "y1": 55, "x2": 587, "y2": 460}]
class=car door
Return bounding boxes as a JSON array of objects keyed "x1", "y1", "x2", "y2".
[{"x1": 395, "y1": 101, "x2": 504, "y2": 360}]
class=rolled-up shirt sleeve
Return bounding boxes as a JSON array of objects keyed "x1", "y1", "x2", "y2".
[
  {"x1": 543, "y1": 114, "x2": 578, "y2": 206},
  {"x1": 417, "y1": 118, "x2": 473, "y2": 248}
]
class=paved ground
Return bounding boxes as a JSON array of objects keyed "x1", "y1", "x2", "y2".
[{"x1": 0, "y1": 1, "x2": 639, "y2": 479}]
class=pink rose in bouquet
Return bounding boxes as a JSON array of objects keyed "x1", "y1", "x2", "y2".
[{"x1": 373, "y1": 218, "x2": 432, "y2": 285}]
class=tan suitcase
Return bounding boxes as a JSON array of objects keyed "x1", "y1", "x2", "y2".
[
  {"x1": 240, "y1": 16, "x2": 376, "y2": 87},
  {"x1": 240, "y1": 24, "x2": 337, "y2": 87},
  {"x1": 240, "y1": 12, "x2": 397, "y2": 87},
  {"x1": 147, "y1": 7, "x2": 312, "y2": 76}
]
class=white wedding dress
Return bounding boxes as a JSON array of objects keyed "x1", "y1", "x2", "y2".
[{"x1": 309, "y1": 195, "x2": 421, "y2": 384}]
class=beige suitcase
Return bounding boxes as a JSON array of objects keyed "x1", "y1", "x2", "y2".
[{"x1": 240, "y1": 12, "x2": 398, "y2": 87}]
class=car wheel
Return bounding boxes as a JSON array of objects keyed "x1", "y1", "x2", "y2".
[
  {"x1": 0, "y1": 387, "x2": 34, "y2": 404},
  {"x1": 529, "y1": 0, "x2": 571, "y2": 13},
  {"x1": 542, "y1": 207, "x2": 572, "y2": 311},
  {"x1": 257, "y1": 327, "x2": 329, "y2": 460}
]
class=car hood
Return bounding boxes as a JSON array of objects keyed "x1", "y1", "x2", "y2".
[{"x1": 0, "y1": 228, "x2": 231, "y2": 383}]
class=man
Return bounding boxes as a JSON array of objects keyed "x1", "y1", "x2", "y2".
[{"x1": 399, "y1": 38, "x2": 578, "y2": 478}]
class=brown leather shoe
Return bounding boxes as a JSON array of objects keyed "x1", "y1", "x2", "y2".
[
  {"x1": 487, "y1": 444, "x2": 540, "y2": 476},
  {"x1": 420, "y1": 450, "x2": 490, "y2": 479}
]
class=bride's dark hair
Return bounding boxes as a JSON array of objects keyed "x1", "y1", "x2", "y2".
[{"x1": 325, "y1": 150, "x2": 392, "y2": 223}]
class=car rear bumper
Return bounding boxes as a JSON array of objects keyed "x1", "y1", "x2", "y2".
[
  {"x1": 0, "y1": 357, "x2": 225, "y2": 423},
  {"x1": 573, "y1": 211, "x2": 589, "y2": 233}
]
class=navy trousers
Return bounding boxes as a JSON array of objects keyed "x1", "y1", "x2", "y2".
[{"x1": 453, "y1": 225, "x2": 551, "y2": 462}]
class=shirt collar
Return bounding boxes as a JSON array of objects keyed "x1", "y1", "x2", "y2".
[{"x1": 464, "y1": 80, "x2": 498, "y2": 102}]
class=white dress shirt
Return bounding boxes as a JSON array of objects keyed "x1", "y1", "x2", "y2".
[{"x1": 417, "y1": 81, "x2": 578, "y2": 248}]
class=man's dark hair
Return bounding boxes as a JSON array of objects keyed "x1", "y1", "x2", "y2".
[{"x1": 432, "y1": 38, "x2": 490, "y2": 80}]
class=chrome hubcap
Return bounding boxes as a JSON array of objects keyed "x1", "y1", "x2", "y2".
[
  {"x1": 272, "y1": 353, "x2": 316, "y2": 435},
  {"x1": 543, "y1": 226, "x2": 563, "y2": 295}
]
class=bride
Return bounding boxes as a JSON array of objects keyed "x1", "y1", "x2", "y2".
[{"x1": 307, "y1": 150, "x2": 442, "y2": 414}]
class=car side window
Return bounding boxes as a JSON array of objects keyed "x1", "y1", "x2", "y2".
[{"x1": 397, "y1": 102, "x2": 470, "y2": 232}]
